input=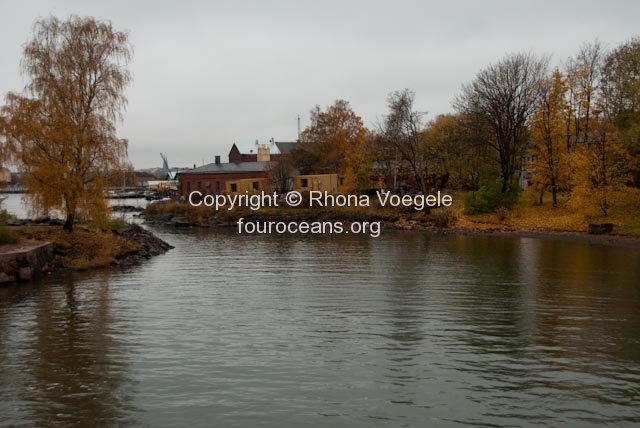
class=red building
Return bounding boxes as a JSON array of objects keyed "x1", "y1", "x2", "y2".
[
  {"x1": 177, "y1": 140, "x2": 297, "y2": 197},
  {"x1": 178, "y1": 159, "x2": 269, "y2": 196},
  {"x1": 228, "y1": 140, "x2": 295, "y2": 163}
]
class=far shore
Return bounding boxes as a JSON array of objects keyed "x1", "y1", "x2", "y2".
[
  {"x1": 411, "y1": 225, "x2": 640, "y2": 249},
  {"x1": 141, "y1": 199, "x2": 640, "y2": 249}
]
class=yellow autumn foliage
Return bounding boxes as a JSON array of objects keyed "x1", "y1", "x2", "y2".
[{"x1": 0, "y1": 16, "x2": 131, "y2": 231}]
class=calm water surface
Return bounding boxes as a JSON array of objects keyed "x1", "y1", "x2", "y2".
[
  {"x1": 1, "y1": 226, "x2": 639, "y2": 427},
  {"x1": 1, "y1": 193, "x2": 147, "y2": 219}
]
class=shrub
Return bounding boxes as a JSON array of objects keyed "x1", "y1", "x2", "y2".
[
  {"x1": 495, "y1": 207, "x2": 509, "y2": 221},
  {"x1": 107, "y1": 218, "x2": 127, "y2": 231},
  {"x1": 0, "y1": 209, "x2": 16, "y2": 223},
  {"x1": 464, "y1": 181, "x2": 518, "y2": 214},
  {"x1": 430, "y1": 209, "x2": 457, "y2": 227},
  {"x1": 0, "y1": 226, "x2": 20, "y2": 245}
]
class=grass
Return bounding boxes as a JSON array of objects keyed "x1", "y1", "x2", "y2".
[
  {"x1": 107, "y1": 218, "x2": 128, "y2": 231},
  {"x1": 454, "y1": 189, "x2": 640, "y2": 236},
  {"x1": 144, "y1": 199, "x2": 214, "y2": 225},
  {"x1": 0, "y1": 209, "x2": 16, "y2": 224},
  {"x1": 0, "y1": 225, "x2": 21, "y2": 245},
  {"x1": 15, "y1": 225, "x2": 140, "y2": 270}
]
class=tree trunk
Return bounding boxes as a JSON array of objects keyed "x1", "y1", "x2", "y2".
[
  {"x1": 63, "y1": 194, "x2": 77, "y2": 233},
  {"x1": 63, "y1": 211, "x2": 75, "y2": 233},
  {"x1": 501, "y1": 176, "x2": 509, "y2": 193},
  {"x1": 538, "y1": 187, "x2": 544, "y2": 205}
]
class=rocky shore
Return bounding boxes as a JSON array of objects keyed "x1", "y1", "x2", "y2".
[
  {"x1": 0, "y1": 241, "x2": 55, "y2": 284},
  {"x1": 112, "y1": 224, "x2": 174, "y2": 265},
  {"x1": 0, "y1": 224, "x2": 173, "y2": 284}
]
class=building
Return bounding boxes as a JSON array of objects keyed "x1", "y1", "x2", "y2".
[
  {"x1": 225, "y1": 178, "x2": 272, "y2": 194},
  {"x1": 148, "y1": 180, "x2": 179, "y2": 192},
  {"x1": 519, "y1": 144, "x2": 539, "y2": 189},
  {"x1": 292, "y1": 174, "x2": 342, "y2": 193},
  {"x1": 228, "y1": 140, "x2": 296, "y2": 163},
  {"x1": 178, "y1": 157, "x2": 269, "y2": 196}
]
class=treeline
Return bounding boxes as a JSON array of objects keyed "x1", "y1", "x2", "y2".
[{"x1": 288, "y1": 38, "x2": 640, "y2": 216}]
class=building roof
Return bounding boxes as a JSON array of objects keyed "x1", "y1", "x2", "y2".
[
  {"x1": 179, "y1": 161, "x2": 269, "y2": 175},
  {"x1": 275, "y1": 141, "x2": 296, "y2": 154},
  {"x1": 232, "y1": 140, "x2": 296, "y2": 155}
]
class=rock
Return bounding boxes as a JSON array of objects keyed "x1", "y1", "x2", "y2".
[
  {"x1": 1, "y1": 260, "x2": 18, "y2": 273},
  {"x1": 588, "y1": 223, "x2": 614, "y2": 234},
  {"x1": 112, "y1": 205, "x2": 144, "y2": 213},
  {"x1": 142, "y1": 212, "x2": 174, "y2": 224},
  {"x1": 112, "y1": 224, "x2": 173, "y2": 265},
  {"x1": 171, "y1": 217, "x2": 192, "y2": 227},
  {"x1": 33, "y1": 215, "x2": 51, "y2": 224},
  {"x1": 0, "y1": 241, "x2": 54, "y2": 285},
  {"x1": 18, "y1": 267, "x2": 33, "y2": 281},
  {"x1": 0, "y1": 272, "x2": 14, "y2": 283}
]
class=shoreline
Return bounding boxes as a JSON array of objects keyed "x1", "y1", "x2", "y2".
[
  {"x1": 141, "y1": 201, "x2": 640, "y2": 249},
  {"x1": 0, "y1": 224, "x2": 173, "y2": 284},
  {"x1": 409, "y1": 225, "x2": 640, "y2": 249}
]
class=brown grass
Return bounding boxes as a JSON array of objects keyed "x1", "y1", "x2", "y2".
[
  {"x1": 145, "y1": 199, "x2": 214, "y2": 224},
  {"x1": 455, "y1": 189, "x2": 640, "y2": 236},
  {"x1": 15, "y1": 225, "x2": 140, "y2": 270}
]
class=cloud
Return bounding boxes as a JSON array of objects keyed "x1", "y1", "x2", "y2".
[{"x1": 0, "y1": 0, "x2": 639, "y2": 168}]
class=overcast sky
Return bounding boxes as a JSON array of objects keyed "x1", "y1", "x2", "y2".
[{"x1": 1, "y1": 0, "x2": 639, "y2": 168}]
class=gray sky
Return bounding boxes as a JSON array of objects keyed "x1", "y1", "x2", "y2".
[{"x1": 1, "y1": 0, "x2": 639, "y2": 169}]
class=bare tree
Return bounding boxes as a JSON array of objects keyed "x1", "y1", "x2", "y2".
[
  {"x1": 566, "y1": 40, "x2": 605, "y2": 146},
  {"x1": 265, "y1": 155, "x2": 295, "y2": 194},
  {"x1": 382, "y1": 89, "x2": 429, "y2": 193},
  {"x1": 370, "y1": 131, "x2": 401, "y2": 191},
  {"x1": 455, "y1": 52, "x2": 548, "y2": 192}
]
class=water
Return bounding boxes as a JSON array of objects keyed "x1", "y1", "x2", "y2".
[
  {"x1": 1, "y1": 226, "x2": 640, "y2": 427},
  {"x1": 1, "y1": 193, "x2": 148, "y2": 220}
]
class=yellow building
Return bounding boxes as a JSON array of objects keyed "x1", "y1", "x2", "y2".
[
  {"x1": 226, "y1": 174, "x2": 348, "y2": 194},
  {"x1": 225, "y1": 178, "x2": 272, "y2": 194},
  {"x1": 292, "y1": 174, "x2": 342, "y2": 193}
]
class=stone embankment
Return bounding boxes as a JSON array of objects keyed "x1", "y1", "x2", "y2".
[
  {"x1": 0, "y1": 224, "x2": 173, "y2": 285},
  {"x1": 0, "y1": 241, "x2": 55, "y2": 284}
]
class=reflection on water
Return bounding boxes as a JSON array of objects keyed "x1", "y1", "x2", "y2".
[
  {"x1": 0, "y1": 273, "x2": 137, "y2": 426},
  {"x1": 1, "y1": 228, "x2": 640, "y2": 427}
]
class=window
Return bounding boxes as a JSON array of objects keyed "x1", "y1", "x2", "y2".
[
  {"x1": 230, "y1": 183, "x2": 238, "y2": 192},
  {"x1": 197, "y1": 181, "x2": 201, "y2": 190},
  {"x1": 252, "y1": 181, "x2": 259, "y2": 190},
  {"x1": 216, "y1": 181, "x2": 221, "y2": 192},
  {"x1": 301, "y1": 178, "x2": 308, "y2": 187}
]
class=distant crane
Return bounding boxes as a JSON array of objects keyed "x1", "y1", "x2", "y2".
[{"x1": 160, "y1": 153, "x2": 170, "y2": 179}]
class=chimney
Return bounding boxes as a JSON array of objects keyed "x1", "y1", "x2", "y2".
[{"x1": 215, "y1": 155, "x2": 221, "y2": 164}]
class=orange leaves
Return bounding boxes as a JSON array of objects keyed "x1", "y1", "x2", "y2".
[
  {"x1": 297, "y1": 99, "x2": 372, "y2": 189},
  {"x1": 0, "y1": 16, "x2": 132, "y2": 231}
]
